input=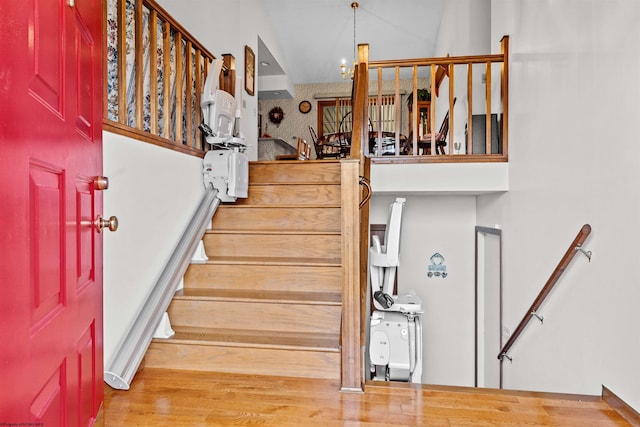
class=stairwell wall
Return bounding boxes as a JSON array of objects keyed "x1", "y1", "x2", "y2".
[
  {"x1": 102, "y1": 132, "x2": 204, "y2": 367},
  {"x1": 102, "y1": 0, "x2": 289, "y2": 370},
  {"x1": 453, "y1": 0, "x2": 640, "y2": 410}
]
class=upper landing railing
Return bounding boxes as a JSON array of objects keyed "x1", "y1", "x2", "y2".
[{"x1": 349, "y1": 36, "x2": 509, "y2": 164}]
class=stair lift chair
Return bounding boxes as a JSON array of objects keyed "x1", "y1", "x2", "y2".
[
  {"x1": 369, "y1": 198, "x2": 423, "y2": 383},
  {"x1": 200, "y1": 59, "x2": 248, "y2": 202}
]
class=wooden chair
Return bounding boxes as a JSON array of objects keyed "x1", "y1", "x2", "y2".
[
  {"x1": 296, "y1": 138, "x2": 311, "y2": 160},
  {"x1": 417, "y1": 98, "x2": 456, "y2": 155},
  {"x1": 309, "y1": 126, "x2": 341, "y2": 159},
  {"x1": 276, "y1": 138, "x2": 311, "y2": 160}
]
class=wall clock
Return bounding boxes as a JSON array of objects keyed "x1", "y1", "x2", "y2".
[{"x1": 298, "y1": 100, "x2": 312, "y2": 114}]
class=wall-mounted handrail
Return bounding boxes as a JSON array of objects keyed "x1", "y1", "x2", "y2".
[
  {"x1": 105, "y1": 187, "x2": 220, "y2": 390},
  {"x1": 497, "y1": 224, "x2": 592, "y2": 361}
]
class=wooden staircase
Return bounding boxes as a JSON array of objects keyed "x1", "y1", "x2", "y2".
[{"x1": 144, "y1": 160, "x2": 346, "y2": 380}]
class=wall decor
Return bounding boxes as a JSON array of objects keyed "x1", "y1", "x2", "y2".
[
  {"x1": 245, "y1": 45, "x2": 255, "y2": 96},
  {"x1": 268, "y1": 106, "x2": 284, "y2": 126},
  {"x1": 298, "y1": 100, "x2": 312, "y2": 114},
  {"x1": 427, "y1": 252, "x2": 447, "y2": 278}
]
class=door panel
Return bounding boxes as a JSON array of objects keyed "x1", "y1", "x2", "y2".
[
  {"x1": 30, "y1": 363, "x2": 66, "y2": 425},
  {"x1": 0, "y1": 0, "x2": 104, "y2": 424},
  {"x1": 76, "y1": 323, "x2": 97, "y2": 426},
  {"x1": 29, "y1": 161, "x2": 65, "y2": 331},
  {"x1": 76, "y1": 178, "x2": 95, "y2": 291},
  {"x1": 73, "y1": 1, "x2": 98, "y2": 140},
  {"x1": 28, "y1": 0, "x2": 64, "y2": 114}
]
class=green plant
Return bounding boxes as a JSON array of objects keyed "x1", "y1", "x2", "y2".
[{"x1": 406, "y1": 88, "x2": 431, "y2": 106}]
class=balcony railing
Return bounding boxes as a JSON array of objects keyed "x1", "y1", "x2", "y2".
[
  {"x1": 350, "y1": 36, "x2": 509, "y2": 164},
  {"x1": 103, "y1": 0, "x2": 236, "y2": 157}
]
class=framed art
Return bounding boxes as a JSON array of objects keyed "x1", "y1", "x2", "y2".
[{"x1": 245, "y1": 45, "x2": 255, "y2": 96}]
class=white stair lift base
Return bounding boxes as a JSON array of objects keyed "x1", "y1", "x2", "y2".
[{"x1": 368, "y1": 197, "x2": 423, "y2": 383}]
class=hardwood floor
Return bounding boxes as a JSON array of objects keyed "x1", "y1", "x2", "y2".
[{"x1": 103, "y1": 368, "x2": 632, "y2": 426}]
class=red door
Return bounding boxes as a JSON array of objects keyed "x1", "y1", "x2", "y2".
[{"x1": 0, "y1": 0, "x2": 105, "y2": 425}]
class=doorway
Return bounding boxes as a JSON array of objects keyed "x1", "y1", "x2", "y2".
[{"x1": 475, "y1": 226, "x2": 503, "y2": 388}]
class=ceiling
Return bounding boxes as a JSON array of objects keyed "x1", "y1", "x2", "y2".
[{"x1": 257, "y1": 0, "x2": 444, "y2": 98}]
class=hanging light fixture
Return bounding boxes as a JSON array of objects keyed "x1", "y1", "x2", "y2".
[{"x1": 341, "y1": 2, "x2": 359, "y2": 80}]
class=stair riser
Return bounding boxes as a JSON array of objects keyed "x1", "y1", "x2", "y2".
[
  {"x1": 184, "y1": 264, "x2": 342, "y2": 293},
  {"x1": 168, "y1": 300, "x2": 341, "y2": 334},
  {"x1": 145, "y1": 342, "x2": 340, "y2": 379},
  {"x1": 235, "y1": 184, "x2": 341, "y2": 206},
  {"x1": 249, "y1": 162, "x2": 341, "y2": 184},
  {"x1": 203, "y1": 233, "x2": 341, "y2": 258},
  {"x1": 212, "y1": 207, "x2": 341, "y2": 232}
]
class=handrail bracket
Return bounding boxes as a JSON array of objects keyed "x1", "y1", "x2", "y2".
[
  {"x1": 499, "y1": 353, "x2": 513, "y2": 363},
  {"x1": 575, "y1": 244, "x2": 592, "y2": 262},
  {"x1": 530, "y1": 310, "x2": 544, "y2": 324}
]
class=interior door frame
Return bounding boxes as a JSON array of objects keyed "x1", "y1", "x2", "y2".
[{"x1": 474, "y1": 226, "x2": 503, "y2": 388}]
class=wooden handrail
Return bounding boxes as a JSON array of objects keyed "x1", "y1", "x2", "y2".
[
  {"x1": 498, "y1": 224, "x2": 592, "y2": 361},
  {"x1": 359, "y1": 176, "x2": 372, "y2": 209},
  {"x1": 369, "y1": 53, "x2": 506, "y2": 68}
]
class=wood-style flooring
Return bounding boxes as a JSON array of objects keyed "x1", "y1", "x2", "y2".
[{"x1": 102, "y1": 368, "x2": 633, "y2": 426}]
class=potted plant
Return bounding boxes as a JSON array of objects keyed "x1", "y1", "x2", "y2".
[{"x1": 406, "y1": 88, "x2": 431, "y2": 106}]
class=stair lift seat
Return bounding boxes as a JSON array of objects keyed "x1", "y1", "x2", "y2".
[
  {"x1": 369, "y1": 198, "x2": 423, "y2": 383},
  {"x1": 200, "y1": 59, "x2": 248, "y2": 202}
]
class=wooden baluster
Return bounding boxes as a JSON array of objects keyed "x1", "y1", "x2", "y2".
[
  {"x1": 377, "y1": 67, "x2": 382, "y2": 156},
  {"x1": 430, "y1": 64, "x2": 437, "y2": 155},
  {"x1": 467, "y1": 63, "x2": 473, "y2": 155},
  {"x1": 412, "y1": 66, "x2": 418, "y2": 155},
  {"x1": 135, "y1": 0, "x2": 143, "y2": 129},
  {"x1": 149, "y1": 10, "x2": 159, "y2": 136},
  {"x1": 394, "y1": 67, "x2": 401, "y2": 156},
  {"x1": 449, "y1": 63, "x2": 455, "y2": 155},
  {"x1": 185, "y1": 41, "x2": 193, "y2": 148},
  {"x1": 501, "y1": 35, "x2": 510, "y2": 157},
  {"x1": 162, "y1": 21, "x2": 171, "y2": 139},
  {"x1": 485, "y1": 61, "x2": 492, "y2": 156}
]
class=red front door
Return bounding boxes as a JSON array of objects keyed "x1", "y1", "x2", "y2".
[{"x1": 0, "y1": 0, "x2": 105, "y2": 425}]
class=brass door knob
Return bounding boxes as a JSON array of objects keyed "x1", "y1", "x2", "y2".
[
  {"x1": 95, "y1": 215, "x2": 118, "y2": 233},
  {"x1": 93, "y1": 176, "x2": 110, "y2": 191}
]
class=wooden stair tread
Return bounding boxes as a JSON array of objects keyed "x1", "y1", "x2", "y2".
[
  {"x1": 157, "y1": 326, "x2": 340, "y2": 352},
  {"x1": 249, "y1": 181, "x2": 341, "y2": 186},
  {"x1": 219, "y1": 204, "x2": 341, "y2": 208},
  {"x1": 204, "y1": 255, "x2": 341, "y2": 267},
  {"x1": 174, "y1": 288, "x2": 341, "y2": 305},
  {"x1": 208, "y1": 230, "x2": 341, "y2": 236}
]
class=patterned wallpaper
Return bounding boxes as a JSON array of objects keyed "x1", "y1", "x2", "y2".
[{"x1": 258, "y1": 78, "x2": 429, "y2": 157}]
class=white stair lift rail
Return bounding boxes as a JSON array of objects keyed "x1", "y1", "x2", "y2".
[
  {"x1": 369, "y1": 197, "x2": 423, "y2": 383},
  {"x1": 104, "y1": 187, "x2": 220, "y2": 390},
  {"x1": 106, "y1": 60, "x2": 249, "y2": 390}
]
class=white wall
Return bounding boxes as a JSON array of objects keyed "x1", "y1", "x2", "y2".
[
  {"x1": 462, "y1": 0, "x2": 640, "y2": 410},
  {"x1": 370, "y1": 195, "x2": 477, "y2": 386},
  {"x1": 102, "y1": 132, "x2": 204, "y2": 366}
]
